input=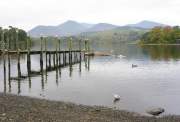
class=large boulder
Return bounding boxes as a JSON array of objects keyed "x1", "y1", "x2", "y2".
[{"x1": 146, "y1": 108, "x2": 165, "y2": 116}]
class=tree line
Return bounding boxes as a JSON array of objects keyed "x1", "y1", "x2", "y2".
[
  {"x1": 140, "y1": 26, "x2": 180, "y2": 44},
  {"x1": 0, "y1": 26, "x2": 28, "y2": 50}
]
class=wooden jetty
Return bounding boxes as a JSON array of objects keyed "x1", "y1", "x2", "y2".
[{"x1": 0, "y1": 37, "x2": 90, "y2": 83}]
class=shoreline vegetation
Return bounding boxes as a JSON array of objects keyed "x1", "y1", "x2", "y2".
[
  {"x1": 140, "y1": 26, "x2": 180, "y2": 45},
  {"x1": 0, "y1": 93, "x2": 180, "y2": 122}
]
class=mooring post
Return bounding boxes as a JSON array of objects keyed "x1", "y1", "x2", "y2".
[
  {"x1": 7, "y1": 36, "x2": 11, "y2": 92},
  {"x1": 53, "y1": 53, "x2": 55, "y2": 68},
  {"x1": 27, "y1": 37, "x2": 32, "y2": 89},
  {"x1": 68, "y1": 37, "x2": 72, "y2": 64},
  {"x1": 64, "y1": 52, "x2": 67, "y2": 65},
  {"x1": 55, "y1": 36, "x2": 58, "y2": 68},
  {"x1": 58, "y1": 39, "x2": 61, "y2": 65},
  {"x1": 44, "y1": 37, "x2": 48, "y2": 81},
  {"x1": 27, "y1": 37, "x2": 31, "y2": 77},
  {"x1": 40, "y1": 37, "x2": 44, "y2": 73},
  {"x1": 79, "y1": 39, "x2": 82, "y2": 62},
  {"x1": 16, "y1": 29, "x2": 21, "y2": 79},
  {"x1": 49, "y1": 53, "x2": 51, "y2": 68},
  {"x1": 84, "y1": 39, "x2": 88, "y2": 59},
  {"x1": 62, "y1": 51, "x2": 65, "y2": 66},
  {"x1": 1, "y1": 31, "x2": 6, "y2": 92}
]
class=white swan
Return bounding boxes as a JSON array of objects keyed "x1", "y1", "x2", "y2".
[
  {"x1": 114, "y1": 54, "x2": 126, "y2": 59},
  {"x1": 113, "y1": 94, "x2": 120, "y2": 101}
]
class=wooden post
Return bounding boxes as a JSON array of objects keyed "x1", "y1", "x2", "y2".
[
  {"x1": 1, "y1": 31, "x2": 6, "y2": 93},
  {"x1": 85, "y1": 40, "x2": 88, "y2": 52},
  {"x1": 17, "y1": 49, "x2": 21, "y2": 79},
  {"x1": 84, "y1": 39, "x2": 88, "y2": 59},
  {"x1": 68, "y1": 38, "x2": 73, "y2": 64},
  {"x1": 58, "y1": 39, "x2": 61, "y2": 67},
  {"x1": 16, "y1": 30, "x2": 21, "y2": 79},
  {"x1": 87, "y1": 39, "x2": 90, "y2": 52},
  {"x1": 44, "y1": 38, "x2": 48, "y2": 82},
  {"x1": 55, "y1": 38, "x2": 58, "y2": 68},
  {"x1": 27, "y1": 37, "x2": 31, "y2": 77},
  {"x1": 27, "y1": 37, "x2": 32, "y2": 90},
  {"x1": 53, "y1": 53, "x2": 55, "y2": 68},
  {"x1": 58, "y1": 39, "x2": 61, "y2": 75},
  {"x1": 79, "y1": 39, "x2": 82, "y2": 62},
  {"x1": 49, "y1": 53, "x2": 51, "y2": 68},
  {"x1": 87, "y1": 56, "x2": 90, "y2": 71},
  {"x1": 64, "y1": 52, "x2": 67, "y2": 65},
  {"x1": 17, "y1": 30, "x2": 21, "y2": 94},
  {"x1": 63, "y1": 52, "x2": 65, "y2": 66},
  {"x1": 7, "y1": 36, "x2": 11, "y2": 92},
  {"x1": 79, "y1": 58, "x2": 82, "y2": 75},
  {"x1": 40, "y1": 37, "x2": 43, "y2": 73}
]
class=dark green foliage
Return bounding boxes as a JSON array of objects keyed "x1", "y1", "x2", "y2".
[
  {"x1": 141, "y1": 26, "x2": 180, "y2": 44},
  {"x1": 0, "y1": 26, "x2": 28, "y2": 50}
]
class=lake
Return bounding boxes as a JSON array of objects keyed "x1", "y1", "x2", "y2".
[{"x1": 1, "y1": 44, "x2": 180, "y2": 115}]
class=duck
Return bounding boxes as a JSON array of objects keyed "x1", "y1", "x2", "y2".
[{"x1": 132, "y1": 64, "x2": 138, "y2": 68}]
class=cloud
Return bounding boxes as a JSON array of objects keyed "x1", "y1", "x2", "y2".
[{"x1": 0, "y1": 0, "x2": 179, "y2": 30}]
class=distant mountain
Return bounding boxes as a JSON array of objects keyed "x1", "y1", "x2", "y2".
[
  {"x1": 79, "y1": 25, "x2": 147, "y2": 44},
  {"x1": 80, "y1": 23, "x2": 94, "y2": 28},
  {"x1": 28, "y1": 25, "x2": 57, "y2": 37},
  {"x1": 28, "y1": 20, "x2": 87, "y2": 37},
  {"x1": 28, "y1": 21, "x2": 118, "y2": 37},
  {"x1": 56, "y1": 20, "x2": 87, "y2": 36},
  {"x1": 126, "y1": 20, "x2": 167, "y2": 29},
  {"x1": 86, "y1": 23, "x2": 118, "y2": 32},
  {"x1": 28, "y1": 20, "x2": 167, "y2": 37}
]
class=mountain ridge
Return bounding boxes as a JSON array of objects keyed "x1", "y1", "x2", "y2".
[{"x1": 28, "y1": 20, "x2": 168, "y2": 37}]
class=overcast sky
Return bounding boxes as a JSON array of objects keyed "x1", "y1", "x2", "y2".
[{"x1": 0, "y1": 0, "x2": 180, "y2": 31}]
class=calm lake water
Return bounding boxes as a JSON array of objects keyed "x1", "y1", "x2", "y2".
[{"x1": 1, "y1": 44, "x2": 180, "y2": 115}]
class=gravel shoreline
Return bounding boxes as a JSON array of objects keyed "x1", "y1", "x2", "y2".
[{"x1": 0, "y1": 93, "x2": 180, "y2": 122}]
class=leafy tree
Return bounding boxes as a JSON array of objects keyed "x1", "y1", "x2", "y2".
[
  {"x1": 0, "y1": 26, "x2": 28, "y2": 50},
  {"x1": 141, "y1": 26, "x2": 180, "y2": 44}
]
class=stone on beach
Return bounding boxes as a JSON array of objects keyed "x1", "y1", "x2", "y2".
[{"x1": 146, "y1": 107, "x2": 165, "y2": 116}]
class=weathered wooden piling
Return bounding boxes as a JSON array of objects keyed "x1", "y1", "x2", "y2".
[
  {"x1": 58, "y1": 39, "x2": 61, "y2": 75},
  {"x1": 7, "y1": 36, "x2": 11, "y2": 92},
  {"x1": 55, "y1": 38, "x2": 58, "y2": 68},
  {"x1": 0, "y1": 35, "x2": 89, "y2": 82},
  {"x1": 53, "y1": 53, "x2": 55, "y2": 67},
  {"x1": 68, "y1": 38, "x2": 73, "y2": 64},
  {"x1": 44, "y1": 38, "x2": 48, "y2": 82},
  {"x1": 49, "y1": 53, "x2": 51, "y2": 68},
  {"x1": 40, "y1": 37, "x2": 43, "y2": 73},
  {"x1": 16, "y1": 30, "x2": 21, "y2": 79},
  {"x1": 27, "y1": 37, "x2": 31, "y2": 77},
  {"x1": 1, "y1": 32, "x2": 7, "y2": 93}
]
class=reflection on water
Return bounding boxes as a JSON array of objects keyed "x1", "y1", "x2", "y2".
[
  {"x1": 1, "y1": 44, "x2": 180, "y2": 115},
  {"x1": 141, "y1": 45, "x2": 180, "y2": 61}
]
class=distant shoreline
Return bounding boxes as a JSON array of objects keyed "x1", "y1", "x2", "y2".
[
  {"x1": 127, "y1": 42, "x2": 180, "y2": 46},
  {"x1": 0, "y1": 93, "x2": 180, "y2": 122},
  {"x1": 139, "y1": 44, "x2": 180, "y2": 46}
]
